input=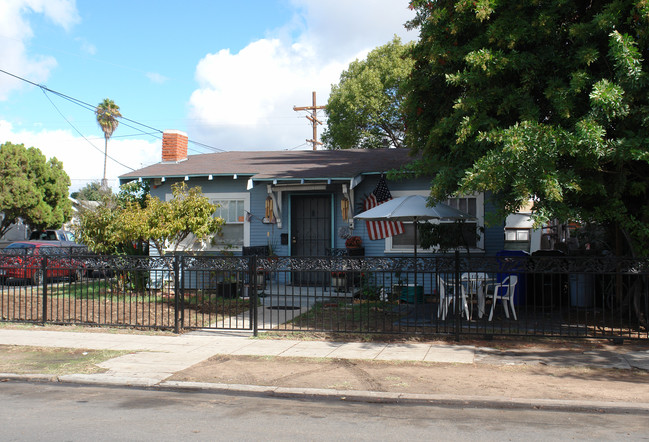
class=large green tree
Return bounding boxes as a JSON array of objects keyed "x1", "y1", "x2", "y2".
[
  {"x1": 0, "y1": 142, "x2": 72, "y2": 237},
  {"x1": 95, "y1": 98, "x2": 121, "y2": 189},
  {"x1": 323, "y1": 36, "x2": 414, "y2": 149},
  {"x1": 404, "y1": 0, "x2": 649, "y2": 254}
]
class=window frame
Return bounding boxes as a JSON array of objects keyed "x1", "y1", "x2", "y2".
[
  {"x1": 208, "y1": 193, "x2": 250, "y2": 251},
  {"x1": 504, "y1": 227, "x2": 531, "y2": 252},
  {"x1": 166, "y1": 191, "x2": 250, "y2": 252}
]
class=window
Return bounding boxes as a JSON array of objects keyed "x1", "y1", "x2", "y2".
[
  {"x1": 391, "y1": 223, "x2": 417, "y2": 249},
  {"x1": 213, "y1": 199, "x2": 245, "y2": 224},
  {"x1": 385, "y1": 192, "x2": 484, "y2": 253},
  {"x1": 163, "y1": 191, "x2": 249, "y2": 252},
  {"x1": 504, "y1": 228, "x2": 531, "y2": 251},
  {"x1": 446, "y1": 197, "x2": 477, "y2": 219},
  {"x1": 212, "y1": 199, "x2": 245, "y2": 248}
]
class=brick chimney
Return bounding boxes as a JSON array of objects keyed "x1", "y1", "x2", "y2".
[{"x1": 161, "y1": 130, "x2": 188, "y2": 163}]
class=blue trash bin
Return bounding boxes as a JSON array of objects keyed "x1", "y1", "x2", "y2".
[
  {"x1": 569, "y1": 273, "x2": 594, "y2": 307},
  {"x1": 495, "y1": 250, "x2": 529, "y2": 306}
]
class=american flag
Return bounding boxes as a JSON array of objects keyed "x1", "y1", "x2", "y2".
[{"x1": 364, "y1": 175, "x2": 405, "y2": 240}]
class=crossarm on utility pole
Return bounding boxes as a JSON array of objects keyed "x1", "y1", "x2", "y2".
[{"x1": 293, "y1": 91, "x2": 326, "y2": 150}]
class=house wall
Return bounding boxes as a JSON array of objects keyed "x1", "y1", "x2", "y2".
[
  {"x1": 249, "y1": 183, "x2": 288, "y2": 255},
  {"x1": 149, "y1": 174, "x2": 506, "y2": 257},
  {"x1": 505, "y1": 212, "x2": 543, "y2": 254},
  {"x1": 483, "y1": 194, "x2": 505, "y2": 255},
  {"x1": 150, "y1": 177, "x2": 246, "y2": 199},
  {"x1": 150, "y1": 177, "x2": 252, "y2": 253},
  {"x1": 349, "y1": 175, "x2": 427, "y2": 256},
  {"x1": 349, "y1": 176, "x2": 505, "y2": 257}
]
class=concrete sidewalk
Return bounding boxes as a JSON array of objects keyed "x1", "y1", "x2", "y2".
[
  {"x1": 1, "y1": 328, "x2": 648, "y2": 412},
  {"x1": 0, "y1": 329, "x2": 477, "y2": 383}
]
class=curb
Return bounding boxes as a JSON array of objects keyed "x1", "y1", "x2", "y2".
[
  {"x1": 158, "y1": 381, "x2": 649, "y2": 414},
  {"x1": 2, "y1": 373, "x2": 648, "y2": 415}
]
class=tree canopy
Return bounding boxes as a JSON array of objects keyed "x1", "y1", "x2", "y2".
[
  {"x1": 404, "y1": 0, "x2": 649, "y2": 254},
  {"x1": 75, "y1": 182, "x2": 223, "y2": 256},
  {"x1": 71, "y1": 181, "x2": 113, "y2": 201},
  {"x1": 323, "y1": 36, "x2": 414, "y2": 149},
  {"x1": 0, "y1": 141, "x2": 72, "y2": 237}
]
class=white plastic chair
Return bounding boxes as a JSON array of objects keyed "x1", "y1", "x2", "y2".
[
  {"x1": 485, "y1": 275, "x2": 519, "y2": 321},
  {"x1": 437, "y1": 275, "x2": 470, "y2": 320}
]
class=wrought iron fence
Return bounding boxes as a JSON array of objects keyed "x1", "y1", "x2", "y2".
[{"x1": 0, "y1": 250, "x2": 647, "y2": 340}]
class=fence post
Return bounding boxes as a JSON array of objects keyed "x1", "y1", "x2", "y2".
[
  {"x1": 454, "y1": 250, "x2": 461, "y2": 342},
  {"x1": 41, "y1": 256, "x2": 48, "y2": 324},
  {"x1": 180, "y1": 255, "x2": 185, "y2": 327},
  {"x1": 174, "y1": 254, "x2": 180, "y2": 334},
  {"x1": 250, "y1": 255, "x2": 258, "y2": 336}
]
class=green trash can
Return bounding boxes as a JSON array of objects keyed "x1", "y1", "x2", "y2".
[{"x1": 400, "y1": 285, "x2": 424, "y2": 304}]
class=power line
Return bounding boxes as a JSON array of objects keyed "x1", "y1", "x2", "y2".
[
  {"x1": 286, "y1": 142, "x2": 308, "y2": 151},
  {"x1": 39, "y1": 88, "x2": 136, "y2": 171},
  {"x1": 86, "y1": 131, "x2": 159, "y2": 140},
  {"x1": 188, "y1": 139, "x2": 226, "y2": 153},
  {"x1": 0, "y1": 68, "x2": 227, "y2": 154}
]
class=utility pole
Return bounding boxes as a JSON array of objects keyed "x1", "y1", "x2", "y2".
[{"x1": 293, "y1": 91, "x2": 326, "y2": 150}]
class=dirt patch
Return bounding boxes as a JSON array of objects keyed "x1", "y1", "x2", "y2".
[
  {"x1": 0, "y1": 285, "x2": 250, "y2": 330},
  {"x1": 169, "y1": 354, "x2": 649, "y2": 403},
  {"x1": 0, "y1": 345, "x2": 127, "y2": 375}
]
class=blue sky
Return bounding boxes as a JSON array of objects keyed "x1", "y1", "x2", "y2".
[{"x1": 0, "y1": 0, "x2": 416, "y2": 192}]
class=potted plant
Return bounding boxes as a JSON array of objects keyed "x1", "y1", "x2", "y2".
[
  {"x1": 331, "y1": 271, "x2": 347, "y2": 290},
  {"x1": 256, "y1": 267, "x2": 267, "y2": 289},
  {"x1": 345, "y1": 236, "x2": 362, "y2": 249},
  {"x1": 345, "y1": 235, "x2": 364, "y2": 256}
]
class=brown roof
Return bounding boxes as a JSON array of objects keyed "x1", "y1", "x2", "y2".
[{"x1": 120, "y1": 149, "x2": 415, "y2": 181}]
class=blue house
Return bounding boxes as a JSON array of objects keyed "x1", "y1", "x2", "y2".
[{"x1": 120, "y1": 130, "x2": 504, "y2": 257}]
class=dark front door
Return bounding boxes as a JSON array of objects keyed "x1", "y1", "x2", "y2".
[{"x1": 291, "y1": 194, "x2": 332, "y2": 285}]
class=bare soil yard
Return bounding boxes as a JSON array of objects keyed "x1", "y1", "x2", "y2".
[
  {"x1": 170, "y1": 353, "x2": 649, "y2": 403},
  {"x1": 0, "y1": 285, "x2": 251, "y2": 329},
  {"x1": 0, "y1": 344, "x2": 126, "y2": 375}
]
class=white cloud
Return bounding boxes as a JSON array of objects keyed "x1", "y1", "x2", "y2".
[
  {"x1": 22, "y1": 0, "x2": 80, "y2": 31},
  {"x1": 0, "y1": 0, "x2": 80, "y2": 100},
  {"x1": 76, "y1": 37, "x2": 97, "y2": 55},
  {"x1": 0, "y1": 120, "x2": 159, "y2": 192},
  {"x1": 289, "y1": 0, "x2": 416, "y2": 61},
  {"x1": 146, "y1": 72, "x2": 169, "y2": 84},
  {"x1": 187, "y1": 0, "x2": 415, "y2": 150}
]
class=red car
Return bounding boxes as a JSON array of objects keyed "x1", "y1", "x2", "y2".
[{"x1": 0, "y1": 241, "x2": 85, "y2": 285}]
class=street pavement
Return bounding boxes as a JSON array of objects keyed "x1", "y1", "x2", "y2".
[{"x1": 0, "y1": 328, "x2": 648, "y2": 413}]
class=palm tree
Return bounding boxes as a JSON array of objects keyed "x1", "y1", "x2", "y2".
[{"x1": 95, "y1": 98, "x2": 122, "y2": 188}]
